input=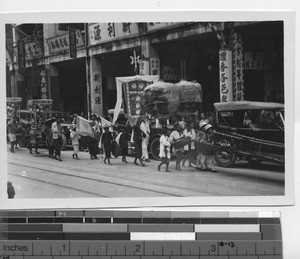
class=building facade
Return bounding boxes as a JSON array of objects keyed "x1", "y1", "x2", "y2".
[{"x1": 6, "y1": 21, "x2": 284, "y2": 116}]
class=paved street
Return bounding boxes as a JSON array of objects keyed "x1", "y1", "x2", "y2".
[{"x1": 6, "y1": 146, "x2": 284, "y2": 199}]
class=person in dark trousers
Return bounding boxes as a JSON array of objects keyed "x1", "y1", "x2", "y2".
[
  {"x1": 28, "y1": 124, "x2": 40, "y2": 155},
  {"x1": 102, "y1": 126, "x2": 113, "y2": 164},
  {"x1": 7, "y1": 118, "x2": 18, "y2": 153},
  {"x1": 87, "y1": 136, "x2": 99, "y2": 160},
  {"x1": 51, "y1": 116, "x2": 63, "y2": 161},
  {"x1": 132, "y1": 120, "x2": 145, "y2": 166},
  {"x1": 118, "y1": 126, "x2": 130, "y2": 163}
]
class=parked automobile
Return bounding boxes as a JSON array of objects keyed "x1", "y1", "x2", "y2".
[{"x1": 211, "y1": 101, "x2": 284, "y2": 167}]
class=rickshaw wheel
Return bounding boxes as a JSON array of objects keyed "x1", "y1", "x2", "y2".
[
  {"x1": 149, "y1": 137, "x2": 161, "y2": 161},
  {"x1": 214, "y1": 138, "x2": 237, "y2": 167}
]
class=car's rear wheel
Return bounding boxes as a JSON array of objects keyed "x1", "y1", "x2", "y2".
[
  {"x1": 149, "y1": 137, "x2": 161, "y2": 161},
  {"x1": 214, "y1": 138, "x2": 237, "y2": 167}
]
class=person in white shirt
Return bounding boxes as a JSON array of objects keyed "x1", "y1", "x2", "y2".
[
  {"x1": 169, "y1": 124, "x2": 184, "y2": 171},
  {"x1": 158, "y1": 129, "x2": 171, "y2": 172},
  {"x1": 51, "y1": 116, "x2": 63, "y2": 161},
  {"x1": 182, "y1": 122, "x2": 196, "y2": 167},
  {"x1": 140, "y1": 118, "x2": 150, "y2": 162},
  {"x1": 70, "y1": 126, "x2": 81, "y2": 160}
]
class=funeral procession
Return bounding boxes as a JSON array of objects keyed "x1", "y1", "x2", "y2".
[{"x1": 5, "y1": 22, "x2": 285, "y2": 199}]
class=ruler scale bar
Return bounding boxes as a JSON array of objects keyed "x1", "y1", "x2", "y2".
[{"x1": 0, "y1": 211, "x2": 282, "y2": 258}]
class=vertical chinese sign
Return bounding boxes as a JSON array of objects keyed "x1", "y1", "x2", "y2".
[
  {"x1": 17, "y1": 40, "x2": 26, "y2": 73},
  {"x1": 40, "y1": 69, "x2": 48, "y2": 99},
  {"x1": 233, "y1": 30, "x2": 244, "y2": 101},
  {"x1": 69, "y1": 24, "x2": 77, "y2": 58},
  {"x1": 92, "y1": 71, "x2": 103, "y2": 115},
  {"x1": 219, "y1": 49, "x2": 233, "y2": 103}
]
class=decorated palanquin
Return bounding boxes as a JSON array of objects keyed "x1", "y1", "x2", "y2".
[{"x1": 143, "y1": 80, "x2": 202, "y2": 119}]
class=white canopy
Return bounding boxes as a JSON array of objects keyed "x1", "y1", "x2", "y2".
[{"x1": 113, "y1": 75, "x2": 159, "y2": 124}]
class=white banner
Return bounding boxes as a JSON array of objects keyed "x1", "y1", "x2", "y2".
[{"x1": 219, "y1": 49, "x2": 233, "y2": 102}]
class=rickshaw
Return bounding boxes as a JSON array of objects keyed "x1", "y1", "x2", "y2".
[
  {"x1": 212, "y1": 101, "x2": 285, "y2": 167},
  {"x1": 27, "y1": 99, "x2": 53, "y2": 149}
]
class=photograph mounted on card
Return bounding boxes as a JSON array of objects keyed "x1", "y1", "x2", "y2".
[{"x1": 0, "y1": 11, "x2": 294, "y2": 209}]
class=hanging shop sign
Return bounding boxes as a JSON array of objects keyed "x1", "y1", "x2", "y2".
[
  {"x1": 147, "y1": 22, "x2": 176, "y2": 31},
  {"x1": 150, "y1": 58, "x2": 160, "y2": 76},
  {"x1": 40, "y1": 69, "x2": 48, "y2": 99},
  {"x1": 232, "y1": 30, "x2": 244, "y2": 101},
  {"x1": 17, "y1": 40, "x2": 26, "y2": 72},
  {"x1": 162, "y1": 66, "x2": 181, "y2": 81},
  {"x1": 47, "y1": 30, "x2": 84, "y2": 54},
  {"x1": 89, "y1": 23, "x2": 139, "y2": 46},
  {"x1": 69, "y1": 24, "x2": 77, "y2": 58},
  {"x1": 25, "y1": 41, "x2": 43, "y2": 60},
  {"x1": 219, "y1": 49, "x2": 233, "y2": 103},
  {"x1": 91, "y1": 71, "x2": 103, "y2": 115},
  {"x1": 244, "y1": 52, "x2": 277, "y2": 70},
  {"x1": 139, "y1": 60, "x2": 150, "y2": 76}
]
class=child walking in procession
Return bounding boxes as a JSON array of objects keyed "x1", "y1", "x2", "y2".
[
  {"x1": 158, "y1": 129, "x2": 172, "y2": 172},
  {"x1": 70, "y1": 126, "x2": 80, "y2": 160}
]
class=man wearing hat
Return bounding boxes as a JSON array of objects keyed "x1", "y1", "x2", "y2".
[{"x1": 51, "y1": 116, "x2": 63, "y2": 161}]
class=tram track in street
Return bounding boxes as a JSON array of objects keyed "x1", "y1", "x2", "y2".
[{"x1": 8, "y1": 162, "x2": 183, "y2": 197}]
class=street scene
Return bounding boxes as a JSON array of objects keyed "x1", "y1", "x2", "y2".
[{"x1": 5, "y1": 21, "x2": 285, "y2": 199}]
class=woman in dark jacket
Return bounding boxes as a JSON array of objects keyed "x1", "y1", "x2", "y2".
[
  {"x1": 119, "y1": 126, "x2": 130, "y2": 163},
  {"x1": 102, "y1": 126, "x2": 113, "y2": 164},
  {"x1": 133, "y1": 121, "x2": 145, "y2": 166}
]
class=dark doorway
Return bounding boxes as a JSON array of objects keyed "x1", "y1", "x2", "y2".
[
  {"x1": 244, "y1": 70, "x2": 265, "y2": 101},
  {"x1": 58, "y1": 61, "x2": 86, "y2": 114}
]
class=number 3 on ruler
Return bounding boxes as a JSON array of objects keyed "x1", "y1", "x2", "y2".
[{"x1": 211, "y1": 244, "x2": 216, "y2": 252}]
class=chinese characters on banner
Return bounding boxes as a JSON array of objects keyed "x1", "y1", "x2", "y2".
[
  {"x1": 40, "y1": 69, "x2": 48, "y2": 99},
  {"x1": 17, "y1": 40, "x2": 26, "y2": 72},
  {"x1": 219, "y1": 49, "x2": 233, "y2": 103},
  {"x1": 47, "y1": 30, "x2": 84, "y2": 54},
  {"x1": 89, "y1": 23, "x2": 139, "y2": 45},
  {"x1": 244, "y1": 52, "x2": 277, "y2": 70},
  {"x1": 233, "y1": 30, "x2": 244, "y2": 101},
  {"x1": 150, "y1": 58, "x2": 160, "y2": 76},
  {"x1": 92, "y1": 71, "x2": 103, "y2": 115},
  {"x1": 123, "y1": 80, "x2": 150, "y2": 117}
]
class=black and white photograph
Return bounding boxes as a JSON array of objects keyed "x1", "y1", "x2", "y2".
[{"x1": 1, "y1": 12, "x2": 294, "y2": 207}]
